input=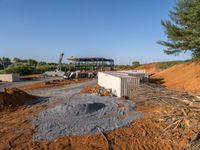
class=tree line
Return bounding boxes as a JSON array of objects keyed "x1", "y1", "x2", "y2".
[
  {"x1": 0, "y1": 57, "x2": 141, "y2": 75},
  {"x1": 0, "y1": 57, "x2": 70, "y2": 75}
]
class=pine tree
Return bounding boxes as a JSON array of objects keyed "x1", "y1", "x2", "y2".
[{"x1": 158, "y1": 0, "x2": 200, "y2": 60}]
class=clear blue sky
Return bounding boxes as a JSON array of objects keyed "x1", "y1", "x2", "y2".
[{"x1": 0, "y1": 0, "x2": 191, "y2": 64}]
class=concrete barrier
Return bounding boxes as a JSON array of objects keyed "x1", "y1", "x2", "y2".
[
  {"x1": 98, "y1": 72, "x2": 140, "y2": 98},
  {"x1": 117, "y1": 70, "x2": 149, "y2": 83},
  {"x1": 0, "y1": 74, "x2": 20, "y2": 82}
]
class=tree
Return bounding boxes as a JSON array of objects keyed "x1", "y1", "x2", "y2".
[
  {"x1": 158, "y1": 0, "x2": 200, "y2": 60},
  {"x1": 5, "y1": 64, "x2": 35, "y2": 75},
  {"x1": 132, "y1": 61, "x2": 140, "y2": 68},
  {"x1": 27, "y1": 59, "x2": 38, "y2": 66},
  {"x1": 0, "y1": 57, "x2": 11, "y2": 68},
  {"x1": 38, "y1": 61, "x2": 47, "y2": 65},
  {"x1": 0, "y1": 58, "x2": 3, "y2": 69},
  {"x1": 13, "y1": 57, "x2": 23, "y2": 63}
]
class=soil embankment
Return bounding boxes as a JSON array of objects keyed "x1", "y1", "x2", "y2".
[
  {"x1": 137, "y1": 61, "x2": 200, "y2": 94},
  {"x1": 136, "y1": 63, "x2": 159, "y2": 75},
  {"x1": 151, "y1": 62, "x2": 200, "y2": 94}
]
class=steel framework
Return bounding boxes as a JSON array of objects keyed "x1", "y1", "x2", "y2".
[{"x1": 67, "y1": 57, "x2": 114, "y2": 71}]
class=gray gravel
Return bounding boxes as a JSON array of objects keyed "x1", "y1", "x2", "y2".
[{"x1": 30, "y1": 80, "x2": 142, "y2": 141}]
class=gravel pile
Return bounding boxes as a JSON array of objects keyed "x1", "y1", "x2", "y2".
[{"x1": 32, "y1": 94, "x2": 142, "y2": 141}]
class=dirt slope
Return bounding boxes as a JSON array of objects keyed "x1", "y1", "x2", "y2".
[
  {"x1": 151, "y1": 61, "x2": 200, "y2": 94},
  {"x1": 136, "y1": 63, "x2": 159, "y2": 75}
]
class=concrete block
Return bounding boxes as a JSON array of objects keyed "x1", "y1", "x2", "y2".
[
  {"x1": 98, "y1": 72, "x2": 140, "y2": 98},
  {"x1": 0, "y1": 74, "x2": 20, "y2": 82},
  {"x1": 117, "y1": 70, "x2": 149, "y2": 83}
]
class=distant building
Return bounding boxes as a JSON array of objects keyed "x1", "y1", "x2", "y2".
[{"x1": 67, "y1": 57, "x2": 114, "y2": 71}]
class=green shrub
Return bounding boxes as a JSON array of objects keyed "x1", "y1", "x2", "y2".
[
  {"x1": 0, "y1": 70, "x2": 4, "y2": 74},
  {"x1": 35, "y1": 64, "x2": 56, "y2": 74},
  {"x1": 132, "y1": 61, "x2": 140, "y2": 68},
  {"x1": 4, "y1": 64, "x2": 36, "y2": 75}
]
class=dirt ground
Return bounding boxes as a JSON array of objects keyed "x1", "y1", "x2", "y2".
[
  {"x1": 20, "y1": 74, "x2": 42, "y2": 80},
  {"x1": 1, "y1": 80, "x2": 200, "y2": 150},
  {"x1": 19, "y1": 78, "x2": 92, "y2": 90}
]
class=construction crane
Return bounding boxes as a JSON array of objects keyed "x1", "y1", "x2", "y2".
[
  {"x1": 56, "y1": 53, "x2": 64, "y2": 72},
  {"x1": 43, "y1": 53, "x2": 65, "y2": 77}
]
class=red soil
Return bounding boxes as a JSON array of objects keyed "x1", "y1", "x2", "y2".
[
  {"x1": 20, "y1": 74, "x2": 42, "y2": 80},
  {"x1": 19, "y1": 79, "x2": 92, "y2": 90},
  {"x1": 0, "y1": 88, "x2": 37, "y2": 110},
  {"x1": 136, "y1": 63, "x2": 159, "y2": 75},
  {"x1": 151, "y1": 62, "x2": 200, "y2": 94}
]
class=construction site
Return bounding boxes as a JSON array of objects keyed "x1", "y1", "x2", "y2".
[
  {"x1": 1, "y1": 0, "x2": 200, "y2": 149},
  {"x1": 0, "y1": 53, "x2": 200, "y2": 150}
]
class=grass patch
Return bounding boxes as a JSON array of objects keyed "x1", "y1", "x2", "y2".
[{"x1": 157, "y1": 61, "x2": 186, "y2": 70}]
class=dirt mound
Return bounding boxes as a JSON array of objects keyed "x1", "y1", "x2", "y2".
[
  {"x1": 136, "y1": 63, "x2": 159, "y2": 74},
  {"x1": 0, "y1": 88, "x2": 37, "y2": 110},
  {"x1": 81, "y1": 84, "x2": 111, "y2": 96},
  {"x1": 152, "y1": 61, "x2": 200, "y2": 94}
]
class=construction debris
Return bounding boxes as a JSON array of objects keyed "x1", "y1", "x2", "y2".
[
  {"x1": 43, "y1": 53, "x2": 65, "y2": 77},
  {"x1": 81, "y1": 84, "x2": 112, "y2": 96}
]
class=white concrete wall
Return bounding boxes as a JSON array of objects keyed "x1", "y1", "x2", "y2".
[
  {"x1": 121, "y1": 77, "x2": 140, "y2": 98},
  {"x1": 117, "y1": 71, "x2": 149, "y2": 83},
  {"x1": 98, "y1": 72, "x2": 122, "y2": 97},
  {"x1": 0, "y1": 74, "x2": 20, "y2": 82},
  {"x1": 120, "y1": 70, "x2": 146, "y2": 73}
]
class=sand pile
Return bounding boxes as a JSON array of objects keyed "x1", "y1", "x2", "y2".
[
  {"x1": 152, "y1": 62, "x2": 200, "y2": 94},
  {"x1": 0, "y1": 88, "x2": 37, "y2": 110}
]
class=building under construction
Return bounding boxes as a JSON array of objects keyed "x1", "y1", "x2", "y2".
[{"x1": 67, "y1": 57, "x2": 114, "y2": 71}]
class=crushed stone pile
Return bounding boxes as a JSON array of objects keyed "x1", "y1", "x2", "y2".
[
  {"x1": 0, "y1": 88, "x2": 38, "y2": 110},
  {"x1": 32, "y1": 94, "x2": 142, "y2": 141}
]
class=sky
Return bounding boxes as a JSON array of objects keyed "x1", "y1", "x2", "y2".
[{"x1": 0, "y1": 0, "x2": 191, "y2": 65}]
